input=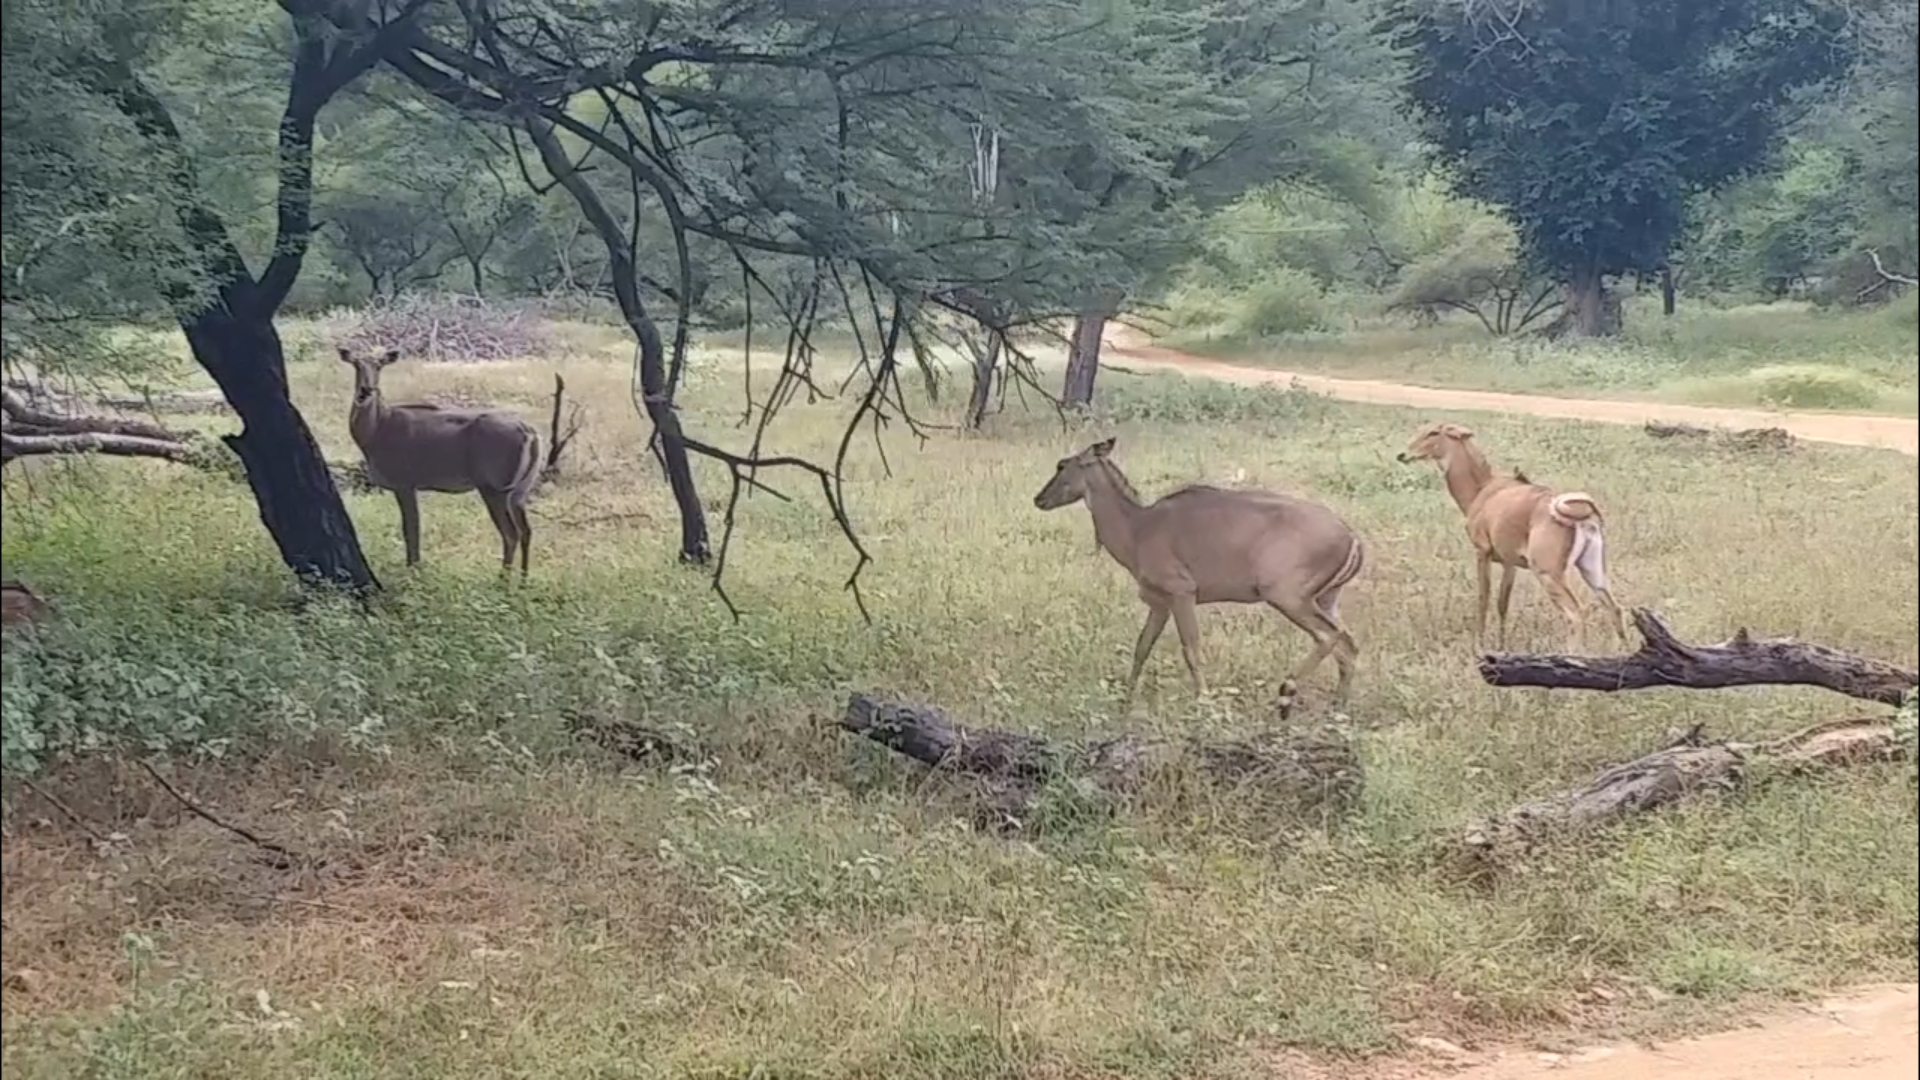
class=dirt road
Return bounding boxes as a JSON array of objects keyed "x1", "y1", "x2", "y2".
[
  {"x1": 1404, "y1": 985, "x2": 1918, "y2": 1080},
  {"x1": 1099, "y1": 328, "x2": 1918, "y2": 1079},
  {"x1": 1101, "y1": 326, "x2": 1920, "y2": 457}
]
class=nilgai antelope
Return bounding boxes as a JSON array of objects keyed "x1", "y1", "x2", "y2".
[
  {"x1": 338, "y1": 348, "x2": 543, "y2": 577},
  {"x1": 1033, "y1": 437, "x2": 1365, "y2": 718},
  {"x1": 1396, "y1": 422, "x2": 1626, "y2": 648}
]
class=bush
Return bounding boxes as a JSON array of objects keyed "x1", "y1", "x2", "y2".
[
  {"x1": 1742, "y1": 364, "x2": 1883, "y2": 410},
  {"x1": 1233, "y1": 269, "x2": 1330, "y2": 337}
]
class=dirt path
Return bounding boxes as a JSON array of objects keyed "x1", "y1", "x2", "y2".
[
  {"x1": 1388, "y1": 985, "x2": 1918, "y2": 1080},
  {"x1": 1101, "y1": 326, "x2": 1919, "y2": 456}
]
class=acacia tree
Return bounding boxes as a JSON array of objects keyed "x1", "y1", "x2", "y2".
[
  {"x1": 301, "y1": 0, "x2": 1191, "y2": 608},
  {"x1": 1384, "y1": 0, "x2": 1855, "y2": 337},
  {"x1": 6, "y1": 0, "x2": 435, "y2": 590}
]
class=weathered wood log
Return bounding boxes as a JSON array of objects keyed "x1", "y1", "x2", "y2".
[
  {"x1": 838, "y1": 693, "x2": 1363, "y2": 831},
  {"x1": 2, "y1": 385, "x2": 206, "y2": 468},
  {"x1": 1479, "y1": 608, "x2": 1917, "y2": 707},
  {"x1": 1, "y1": 580, "x2": 55, "y2": 630},
  {"x1": 1457, "y1": 717, "x2": 1904, "y2": 869},
  {"x1": 1643, "y1": 421, "x2": 1795, "y2": 451}
]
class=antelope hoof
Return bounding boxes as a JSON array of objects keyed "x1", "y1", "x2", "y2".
[{"x1": 1276, "y1": 679, "x2": 1299, "y2": 721}]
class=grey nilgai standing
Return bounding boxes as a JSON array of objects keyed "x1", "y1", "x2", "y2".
[
  {"x1": 1033, "y1": 438, "x2": 1365, "y2": 718},
  {"x1": 337, "y1": 348, "x2": 543, "y2": 577}
]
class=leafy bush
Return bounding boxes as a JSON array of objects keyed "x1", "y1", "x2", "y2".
[
  {"x1": 1234, "y1": 268, "x2": 1331, "y2": 337},
  {"x1": 1742, "y1": 364, "x2": 1883, "y2": 410}
]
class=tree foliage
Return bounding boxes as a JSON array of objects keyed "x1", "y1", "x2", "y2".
[{"x1": 1384, "y1": 0, "x2": 1857, "y2": 334}]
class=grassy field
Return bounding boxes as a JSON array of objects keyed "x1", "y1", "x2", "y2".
[
  {"x1": 2, "y1": 321, "x2": 1916, "y2": 1079},
  {"x1": 1161, "y1": 294, "x2": 1920, "y2": 416}
]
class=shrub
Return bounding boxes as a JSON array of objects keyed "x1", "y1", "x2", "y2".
[
  {"x1": 1233, "y1": 269, "x2": 1330, "y2": 337},
  {"x1": 1742, "y1": 364, "x2": 1882, "y2": 410}
]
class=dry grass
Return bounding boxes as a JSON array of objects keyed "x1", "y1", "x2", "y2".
[{"x1": 2, "y1": 318, "x2": 1916, "y2": 1078}]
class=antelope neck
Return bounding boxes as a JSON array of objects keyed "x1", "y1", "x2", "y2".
[
  {"x1": 348, "y1": 390, "x2": 391, "y2": 446},
  {"x1": 1439, "y1": 443, "x2": 1495, "y2": 516},
  {"x1": 1080, "y1": 462, "x2": 1145, "y2": 572}
]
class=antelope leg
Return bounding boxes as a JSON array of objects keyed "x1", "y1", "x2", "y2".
[
  {"x1": 1473, "y1": 551, "x2": 1494, "y2": 645},
  {"x1": 1272, "y1": 601, "x2": 1348, "y2": 720},
  {"x1": 510, "y1": 502, "x2": 533, "y2": 580},
  {"x1": 395, "y1": 489, "x2": 423, "y2": 567},
  {"x1": 1495, "y1": 562, "x2": 1518, "y2": 648},
  {"x1": 1170, "y1": 594, "x2": 1206, "y2": 695},
  {"x1": 1535, "y1": 570, "x2": 1587, "y2": 652},
  {"x1": 1126, "y1": 603, "x2": 1170, "y2": 699},
  {"x1": 479, "y1": 490, "x2": 515, "y2": 573}
]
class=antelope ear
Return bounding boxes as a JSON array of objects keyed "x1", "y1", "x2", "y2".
[
  {"x1": 336, "y1": 347, "x2": 354, "y2": 364},
  {"x1": 379, "y1": 350, "x2": 400, "y2": 368},
  {"x1": 1091, "y1": 437, "x2": 1116, "y2": 457},
  {"x1": 1441, "y1": 423, "x2": 1474, "y2": 439}
]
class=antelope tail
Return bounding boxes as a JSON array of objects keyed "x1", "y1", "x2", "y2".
[
  {"x1": 1548, "y1": 492, "x2": 1604, "y2": 528},
  {"x1": 511, "y1": 426, "x2": 544, "y2": 500},
  {"x1": 1320, "y1": 534, "x2": 1366, "y2": 598}
]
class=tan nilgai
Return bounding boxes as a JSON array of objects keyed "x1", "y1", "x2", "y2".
[
  {"x1": 338, "y1": 348, "x2": 543, "y2": 577},
  {"x1": 1033, "y1": 438, "x2": 1365, "y2": 717},
  {"x1": 1396, "y1": 422, "x2": 1626, "y2": 648}
]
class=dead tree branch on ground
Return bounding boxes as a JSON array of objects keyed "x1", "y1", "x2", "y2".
[
  {"x1": 1456, "y1": 716, "x2": 1904, "y2": 870},
  {"x1": 1643, "y1": 421, "x2": 1795, "y2": 452},
  {"x1": 1, "y1": 386, "x2": 204, "y2": 467},
  {"x1": 1478, "y1": 608, "x2": 1916, "y2": 707},
  {"x1": 137, "y1": 760, "x2": 314, "y2": 871},
  {"x1": 837, "y1": 692, "x2": 1363, "y2": 832}
]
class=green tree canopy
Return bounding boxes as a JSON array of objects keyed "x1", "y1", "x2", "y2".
[{"x1": 1384, "y1": 0, "x2": 1856, "y2": 335}]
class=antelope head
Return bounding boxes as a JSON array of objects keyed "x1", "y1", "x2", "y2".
[
  {"x1": 337, "y1": 347, "x2": 401, "y2": 407},
  {"x1": 1033, "y1": 437, "x2": 1116, "y2": 510},
  {"x1": 1396, "y1": 422, "x2": 1474, "y2": 466}
]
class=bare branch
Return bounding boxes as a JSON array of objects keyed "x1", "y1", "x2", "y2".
[{"x1": 138, "y1": 760, "x2": 313, "y2": 871}]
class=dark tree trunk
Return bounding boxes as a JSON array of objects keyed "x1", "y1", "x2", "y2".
[
  {"x1": 517, "y1": 117, "x2": 711, "y2": 563},
  {"x1": 635, "y1": 319, "x2": 711, "y2": 563},
  {"x1": 1061, "y1": 309, "x2": 1110, "y2": 408},
  {"x1": 81, "y1": 13, "x2": 395, "y2": 594},
  {"x1": 962, "y1": 330, "x2": 1003, "y2": 430},
  {"x1": 1562, "y1": 268, "x2": 1623, "y2": 338},
  {"x1": 467, "y1": 255, "x2": 486, "y2": 297},
  {"x1": 1659, "y1": 262, "x2": 1677, "y2": 316},
  {"x1": 185, "y1": 311, "x2": 378, "y2": 591}
]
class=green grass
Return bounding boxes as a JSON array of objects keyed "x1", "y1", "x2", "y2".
[
  {"x1": 1161, "y1": 293, "x2": 1920, "y2": 416},
  {"x1": 3, "y1": 322, "x2": 1917, "y2": 1079}
]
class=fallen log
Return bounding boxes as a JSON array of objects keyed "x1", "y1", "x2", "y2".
[
  {"x1": 837, "y1": 693, "x2": 1362, "y2": 831},
  {"x1": 1478, "y1": 608, "x2": 1916, "y2": 707},
  {"x1": 1643, "y1": 421, "x2": 1794, "y2": 451},
  {"x1": 1, "y1": 580, "x2": 55, "y2": 630},
  {"x1": 2, "y1": 386, "x2": 206, "y2": 468},
  {"x1": 1456, "y1": 716, "x2": 1904, "y2": 870}
]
